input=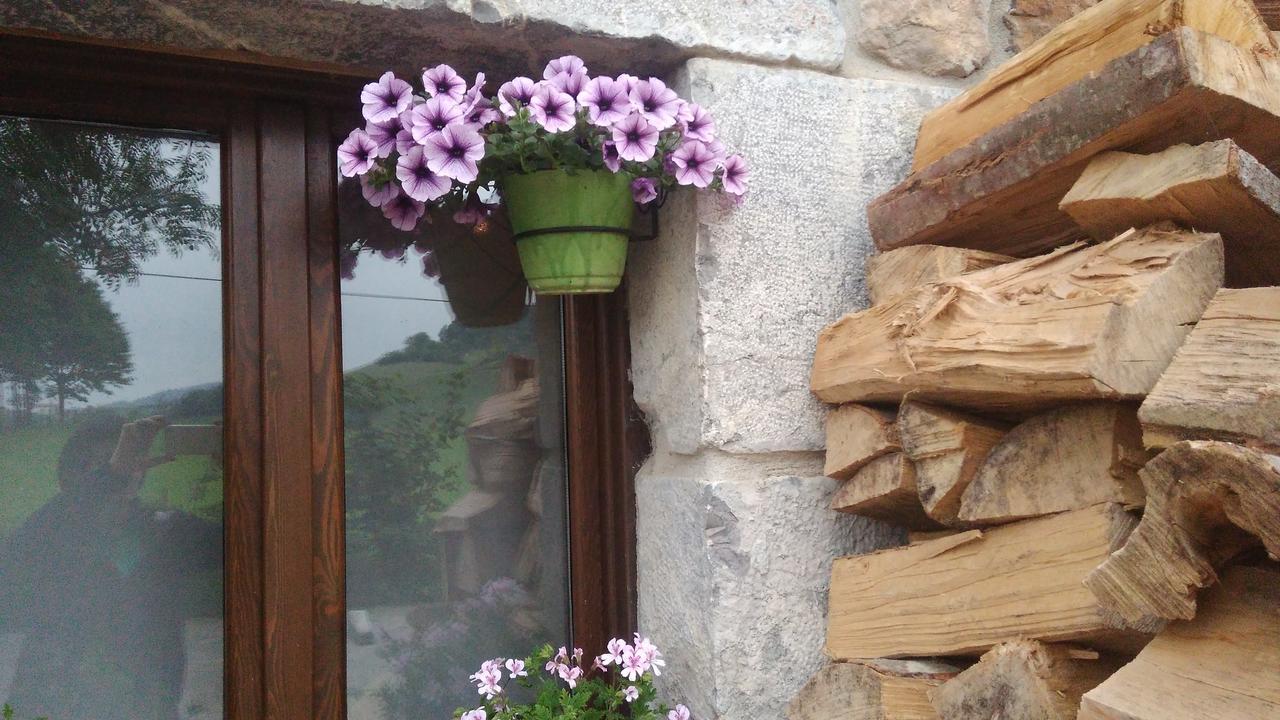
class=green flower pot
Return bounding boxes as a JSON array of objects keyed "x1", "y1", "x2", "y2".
[{"x1": 501, "y1": 169, "x2": 634, "y2": 295}]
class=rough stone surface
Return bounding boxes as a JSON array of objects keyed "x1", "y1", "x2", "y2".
[
  {"x1": 1004, "y1": 0, "x2": 1101, "y2": 52},
  {"x1": 0, "y1": 0, "x2": 844, "y2": 78},
  {"x1": 856, "y1": 0, "x2": 993, "y2": 78},
  {"x1": 635, "y1": 449, "x2": 903, "y2": 720},
  {"x1": 629, "y1": 58, "x2": 955, "y2": 454}
]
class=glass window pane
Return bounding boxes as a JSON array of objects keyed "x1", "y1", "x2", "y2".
[
  {"x1": 0, "y1": 117, "x2": 224, "y2": 720},
  {"x1": 338, "y1": 180, "x2": 569, "y2": 719}
]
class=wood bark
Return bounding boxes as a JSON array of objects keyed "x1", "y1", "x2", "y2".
[
  {"x1": 870, "y1": 29, "x2": 1280, "y2": 257},
  {"x1": 788, "y1": 659, "x2": 960, "y2": 720},
  {"x1": 826, "y1": 504, "x2": 1157, "y2": 660},
  {"x1": 811, "y1": 226, "x2": 1223, "y2": 412},
  {"x1": 1085, "y1": 441, "x2": 1280, "y2": 623},
  {"x1": 1139, "y1": 288, "x2": 1280, "y2": 453},
  {"x1": 929, "y1": 640, "x2": 1121, "y2": 720},
  {"x1": 912, "y1": 0, "x2": 1274, "y2": 173},
  {"x1": 957, "y1": 404, "x2": 1149, "y2": 526},
  {"x1": 832, "y1": 453, "x2": 941, "y2": 531},
  {"x1": 897, "y1": 401, "x2": 1009, "y2": 526},
  {"x1": 1061, "y1": 140, "x2": 1280, "y2": 287},
  {"x1": 1079, "y1": 565, "x2": 1280, "y2": 720},
  {"x1": 825, "y1": 404, "x2": 900, "y2": 480},
  {"x1": 866, "y1": 246, "x2": 1011, "y2": 305}
]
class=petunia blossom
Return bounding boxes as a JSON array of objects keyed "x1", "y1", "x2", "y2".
[
  {"x1": 670, "y1": 140, "x2": 719, "y2": 188},
  {"x1": 461, "y1": 72, "x2": 504, "y2": 126},
  {"x1": 365, "y1": 114, "x2": 404, "y2": 158},
  {"x1": 360, "y1": 174, "x2": 400, "y2": 207},
  {"x1": 498, "y1": 76, "x2": 538, "y2": 117},
  {"x1": 578, "y1": 76, "x2": 631, "y2": 127},
  {"x1": 381, "y1": 193, "x2": 426, "y2": 231},
  {"x1": 680, "y1": 103, "x2": 717, "y2": 142},
  {"x1": 719, "y1": 154, "x2": 749, "y2": 196},
  {"x1": 548, "y1": 68, "x2": 589, "y2": 97},
  {"x1": 408, "y1": 95, "x2": 467, "y2": 144},
  {"x1": 631, "y1": 177, "x2": 658, "y2": 205},
  {"x1": 422, "y1": 123, "x2": 485, "y2": 183},
  {"x1": 543, "y1": 55, "x2": 586, "y2": 79},
  {"x1": 600, "y1": 141, "x2": 622, "y2": 173},
  {"x1": 360, "y1": 71, "x2": 413, "y2": 124},
  {"x1": 629, "y1": 78, "x2": 681, "y2": 130},
  {"x1": 422, "y1": 64, "x2": 466, "y2": 102},
  {"x1": 337, "y1": 129, "x2": 379, "y2": 177},
  {"x1": 528, "y1": 85, "x2": 577, "y2": 133},
  {"x1": 396, "y1": 147, "x2": 453, "y2": 202},
  {"x1": 611, "y1": 114, "x2": 659, "y2": 162}
]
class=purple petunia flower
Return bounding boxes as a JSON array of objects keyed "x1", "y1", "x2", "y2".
[
  {"x1": 578, "y1": 76, "x2": 632, "y2": 127},
  {"x1": 365, "y1": 114, "x2": 404, "y2": 158},
  {"x1": 408, "y1": 95, "x2": 467, "y2": 144},
  {"x1": 361, "y1": 71, "x2": 414, "y2": 124},
  {"x1": 395, "y1": 126, "x2": 416, "y2": 155},
  {"x1": 453, "y1": 196, "x2": 490, "y2": 225},
  {"x1": 615, "y1": 73, "x2": 641, "y2": 92},
  {"x1": 548, "y1": 68, "x2": 589, "y2": 97},
  {"x1": 382, "y1": 193, "x2": 426, "y2": 231},
  {"x1": 631, "y1": 177, "x2": 658, "y2": 205},
  {"x1": 396, "y1": 146, "x2": 453, "y2": 202},
  {"x1": 719, "y1": 154, "x2": 749, "y2": 196},
  {"x1": 543, "y1": 55, "x2": 586, "y2": 79},
  {"x1": 529, "y1": 85, "x2": 577, "y2": 133},
  {"x1": 610, "y1": 113, "x2": 659, "y2": 162},
  {"x1": 680, "y1": 102, "x2": 716, "y2": 143},
  {"x1": 461, "y1": 72, "x2": 503, "y2": 126},
  {"x1": 671, "y1": 140, "x2": 720, "y2": 188},
  {"x1": 629, "y1": 78, "x2": 681, "y2": 130},
  {"x1": 423, "y1": 64, "x2": 467, "y2": 102},
  {"x1": 338, "y1": 129, "x2": 379, "y2": 177},
  {"x1": 360, "y1": 174, "x2": 400, "y2": 207},
  {"x1": 422, "y1": 124, "x2": 485, "y2": 183},
  {"x1": 421, "y1": 251, "x2": 440, "y2": 278},
  {"x1": 498, "y1": 77, "x2": 538, "y2": 117},
  {"x1": 601, "y1": 141, "x2": 622, "y2": 173}
]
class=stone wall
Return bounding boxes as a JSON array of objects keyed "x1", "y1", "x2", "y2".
[{"x1": 0, "y1": 1, "x2": 1096, "y2": 718}]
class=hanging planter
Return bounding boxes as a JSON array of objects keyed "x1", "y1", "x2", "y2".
[
  {"x1": 338, "y1": 56, "x2": 751, "y2": 295},
  {"x1": 502, "y1": 169, "x2": 633, "y2": 294}
]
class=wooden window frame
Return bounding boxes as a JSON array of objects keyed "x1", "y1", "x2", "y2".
[{"x1": 0, "y1": 31, "x2": 645, "y2": 720}]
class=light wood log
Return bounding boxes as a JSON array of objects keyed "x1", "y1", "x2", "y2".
[
  {"x1": 825, "y1": 404, "x2": 900, "y2": 480},
  {"x1": 827, "y1": 504, "x2": 1157, "y2": 660},
  {"x1": 1079, "y1": 565, "x2": 1280, "y2": 720},
  {"x1": 832, "y1": 453, "x2": 941, "y2": 531},
  {"x1": 912, "y1": 0, "x2": 1275, "y2": 173},
  {"x1": 812, "y1": 226, "x2": 1223, "y2": 411},
  {"x1": 871, "y1": 29, "x2": 1280, "y2": 257},
  {"x1": 1139, "y1": 288, "x2": 1280, "y2": 453},
  {"x1": 1085, "y1": 441, "x2": 1280, "y2": 623},
  {"x1": 788, "y1": 659, "x2": 961, "y2": 720},
  {"x1": 958, "y1": 404, "x2": 1149, "y2": 526},
  {"x1": 1061, "y1": 141, "x2": 1280, "y2": 287},
  {"x1": 897, "y1": 401, "x2": 1010, "y2": 526},
  {"x1": 867, "y1": 246, "x2": 1012, "y2": 305},
  {"x1": 929, "y1": 640, "x2": 1121, "y2": 720}
]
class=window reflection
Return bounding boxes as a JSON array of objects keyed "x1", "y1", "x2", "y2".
[
  {"x1": 338, "y1": 181, "x2": 568, "y2": 720},
  {"x1": 0, "y1": 118, "x2": 225, "y2": 720}
]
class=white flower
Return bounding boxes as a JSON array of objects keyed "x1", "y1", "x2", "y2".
[
  {"x1": 622, "y1": 686, "x2": 640, "y2": 703},
  {"x1": 505, "y1": 658, "x2": 528, "y2": 678},
  {"x1": 669, "y1": 704, "x2": 691, "y2": 720},
  {"x1": 462, "y1": 709, "x2": 487, "y2": 720},
  {"x1": 597, "y1": 637, "x2": 629, "y2": 667}
]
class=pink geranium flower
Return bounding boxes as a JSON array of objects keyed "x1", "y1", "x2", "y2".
[
  {"x1": 611, "y1": 114, "x2": 659, "y2": 162},
  {"x1": 337, "y1": 129, "x2": 378, "y2": 177},
  {"x1": 396, "y1": 147, "x2": 453, "y2": 202},
  {"x1": 622, "y1": 686, "x2": 639, "y2": 703},
  {"x1": 669, "y1": 705, "x2": 691, "y2": 720},
  {"x1": 578, "y1": 76, "x2": 632, "y2": 127},
  {"x1": 629, "y1": 78, "x2": 681, "y2": 130},
  {"x1": 360, "y1": 71, "x2": 413, "y2": 124},
  {"x1": 423, "y1": 64, "x2": 466, "y2": 102},
  {"x1": 529, "y1": 85, "x2": 577, "y2": 133},
  {"x1": 422, "y1": 124, "x2": 485, "y2": 183},
  {"x1": 461, "y1": 710, "x2": 487, "y2": 720}
]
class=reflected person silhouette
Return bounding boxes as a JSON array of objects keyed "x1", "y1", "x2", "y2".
[{"x1": 0, "y1": 413, "x2": 221, "y2": 720}]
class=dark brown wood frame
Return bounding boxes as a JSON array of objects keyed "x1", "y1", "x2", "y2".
[{"x1": 0, "y1": 31, "x2": 643, "y2": 720}]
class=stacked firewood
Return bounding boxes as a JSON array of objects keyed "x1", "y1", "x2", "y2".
[{"x1": 790, "y1": 1, "x2": 1280, "y2": 718}]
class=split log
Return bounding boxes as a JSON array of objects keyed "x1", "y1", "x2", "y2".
[
  {"x1": 825, "y1": 404, "x2": 900, "y2": 480},
  {"x1": 929, "y1": 640, "x2": 1121, "y2": 720},
  {"x1": 1139, "y1": 288, "x2": 1280, "y2": 453},
  {"x1": 911, "y1": 0, "x2": 1275, "y2": 173},
  {"x1": 866, "y1": 246, "x2": 1012, "y2": 305},
  {"x1": 826, "y1": 504, "x2": 1157, "y2": 659},
  {"x1": 871, "y1": 28, "x2": 1280, "y2": 257},
  {"x1": 812, "y1": 226, "x2": 1223, "y2": 412},
  {"x1": 897, "y1": 401, "x2": 1009, "y2": 526},
  {"x1": 1079, "y1": 565, "x2": 1280, "y2": 720},
  {"x1": 1085, "y1": 441, "x2": 1280, "y2": 622},
  {"x1": 832, "y1": 453, "x2": 940, "y2": 531},
  {"x1": 1061, "y1": 141, "x2": 1280, "y2": 287},
  {"x1": 957, "y1": 404, "x2": 1149, "y2": 526},
  {"x1": 788, "y1": 659, "x2": 961, "y2": 720}
]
